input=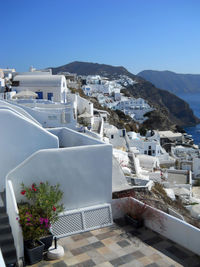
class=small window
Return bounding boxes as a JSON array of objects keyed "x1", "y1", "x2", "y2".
[
  {"x1": 144, "y1": 151, "x2": 147, "y2": 154},
  {"x1": 148, "y1": 146, "x2": 151, "y2": 149},
  {"x1": 111, "y1": 134, "x2": 114, "y2": 139},
  {"x1": 12, "y1": 81, "x2": 20, "y2": 86},
  {"x1": 153, "y1": 150, "x2": 155, "y2": 154}
]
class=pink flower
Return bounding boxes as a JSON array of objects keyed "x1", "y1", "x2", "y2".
[{"x1": 21, "y1": 190, "x2": 26, "y2": 195}]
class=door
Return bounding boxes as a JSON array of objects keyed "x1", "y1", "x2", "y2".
[
  {"x1": 47, "y1": 93, "x2": 53, "y2": 100},
  {"x1": 36, "y1": 91, "x2": 43, "y2": 99}
]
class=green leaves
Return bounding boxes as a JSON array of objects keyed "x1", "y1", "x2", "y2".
[{"x1": 18, "y1": 181, "x2": 64, "y2": 240}]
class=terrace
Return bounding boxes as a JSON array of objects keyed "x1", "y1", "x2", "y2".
[{"x1": 32, "y1": 219, "x2": 200, "y2": 267}]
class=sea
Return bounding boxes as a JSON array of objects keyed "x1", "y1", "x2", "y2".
[{"x1": 177, "y1": 93, "x2": 200, "y2": 147}]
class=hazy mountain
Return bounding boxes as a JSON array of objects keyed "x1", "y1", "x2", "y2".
[
  {"x1": 138, "y1": 70, "x2": 200, "y2": 94},
  {"x1": 50, "y1": 62, "x2": 199, "y2": 129}
]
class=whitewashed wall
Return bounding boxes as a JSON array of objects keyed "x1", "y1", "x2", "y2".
[
  {"x1": 112, "y1": 198, "x2": 200, "y2": 256},
  {"x1": 15, "y1": 104, "x2": 76, "y2": 129},
  {"x1": 0, "y1": 109, "x2": 58, "y2": 191},
  {"x1": 49, "y1": 127, "x2": 103, "y2": 147},
  {"x1": 7, "y1": 144, "x2": 112, "y2": 210},
  {"x1": 0, "y1": 100, "x2": 40, "y2": 125}
]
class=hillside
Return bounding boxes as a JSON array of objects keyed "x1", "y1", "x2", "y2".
[
  {"x1": 138, "y1": 70, "x2": 200, "y2": 94},
  {"x1": 51, "y1": 61, "x2": 137, "y2": 80},
  {"x1": 51, "y1": 62, "x2": 199, "y2": 129}
]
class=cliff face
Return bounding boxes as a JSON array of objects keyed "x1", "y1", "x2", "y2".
[
  {"x1": 51, "y1": 61, "x2": 200, "y2": 130},
  {"x1": 125, "y1": 81, "x2": 200, "y2": 129}
]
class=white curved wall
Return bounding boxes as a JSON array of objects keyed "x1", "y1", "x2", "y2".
[
  {"x1": 7, "y1": 144, "x2": 112, "y2": 210},
  {"x1": 0, "y1": 109, "x2": 58, "y2": 191},
  {"x1": 0, "y1": 100, "x2": 41, "y2": 126}
]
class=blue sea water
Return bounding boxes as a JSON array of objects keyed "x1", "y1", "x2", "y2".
[{"x1": 177, "y1": 93, "x2": 200, "y2": 146}]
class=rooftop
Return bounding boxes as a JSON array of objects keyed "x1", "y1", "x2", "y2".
[{"x1": 32, "y1": 219, "x2": 200, "y2": 267}]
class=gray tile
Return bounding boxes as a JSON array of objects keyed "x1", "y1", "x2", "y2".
[
  {"x1": 117, "y1": 240, "x2": 130, "y2": 248},
  {"x1": 121, "y1": 253, "x2": 135, "y2": 264},
  {"x1": 132, "y1": 250, "x2": 145, "y2": 259},
  {"x1": 70, "y1": 259, "x2": 96, "y2": 267},
  {"x1": 144, "y1": 263, "x2": 160, "y2": 267},
  {"x1": 52, "y1": 261, "x2": 68, "y2": 267},
  {"x1": 95, "y1": 230, "x2": 116, "y2": 240},
  {"x1": 110, "y1": 257, "x2": 124, "y2": 266},
  {"x1": 71, "y1": 241, "x2": 104, "y2": 255}
]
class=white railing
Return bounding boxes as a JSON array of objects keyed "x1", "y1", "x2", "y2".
[
  {"x1": 6, "y1": 180, "x2": 23, "y2": 260},
  {"x1": 112, "y1": 197, "x2": 200, "y2": 256}
]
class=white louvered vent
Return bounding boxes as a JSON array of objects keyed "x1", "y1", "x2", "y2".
[{"x1": 51, "y1": 203, "x2": 112, "y2": 238}]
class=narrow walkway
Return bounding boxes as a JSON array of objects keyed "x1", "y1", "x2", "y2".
[{"x1": 32, "y1": 219, "x2": 200, "y2": 267}]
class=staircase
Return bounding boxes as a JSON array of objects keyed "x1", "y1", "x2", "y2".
[{"x1": 0, "y1": 205, "x2": 17, "y2": 266}]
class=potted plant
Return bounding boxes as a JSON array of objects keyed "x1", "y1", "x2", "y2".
[
  {"x1": 20, "y1": 182, "x2": 64, "y2": 251},
  {"x1": 18, "y1": 181, "x2": 64, "y2": 263},
  {"x1": 18, "y1": 203, "x2": 45, "y2": 265}
]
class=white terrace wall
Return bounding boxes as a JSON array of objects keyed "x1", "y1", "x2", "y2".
[
  {"x1": 0, "y1": 109, "x2": 58, "y2": 191},
  {"x1": 7, "y1": 101, "x2": 76, "y2": 129},
  {"x1": 0, "y1": 100, "x2": 41, "y2": 126},
  {"x1": 49, "y1": 127, "x2": 103, "y2": 147},
  {"x1": 7, "y1": 144, "x2": 112, "y2": 210},
  {"x1": 112, "y1": 198, "x2": 200, "y2": 256}
]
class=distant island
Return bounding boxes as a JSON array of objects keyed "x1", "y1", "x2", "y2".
[{"x1": 138, "y1": 70, "x2": 200, "y2": 94}]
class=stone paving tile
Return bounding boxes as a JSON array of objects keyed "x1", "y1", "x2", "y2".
[
  {"x1": 52, "y1": 261, "x2": 68, "y2": 267},
  {"x1": 32, "y1": 222, "x2": 200, "y2": 267},
  {"x1": 70, "y1": 241, "x2": 104, "y2": 255},
  {"x1": 86, "y1": 249, "x2": 106, "y2": 265},
  {"x1": 70, "y1": 259, "x2": 96, "y2": 267},
  {"x1": 95, "y1": 230, "x2": 116, "y2": 240},
  {"x1": 117, "y1": 240, "x2": 131, "y2": 248}
]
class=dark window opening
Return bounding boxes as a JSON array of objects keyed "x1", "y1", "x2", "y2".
[{"x1": 12, "y1": 81, "x2": 20, "y2": 86}]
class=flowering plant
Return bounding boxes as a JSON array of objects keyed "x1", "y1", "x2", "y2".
[
  {"x1": 18, "y1": 181, "x2": 64, "y2": 242},
  {"x1": 18, "y1": 203, "x2": 51, "y2": 242}
]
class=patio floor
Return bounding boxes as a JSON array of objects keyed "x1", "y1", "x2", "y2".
[{"x1": 32, "y1": 218, "x2": 200, "y2": 267}]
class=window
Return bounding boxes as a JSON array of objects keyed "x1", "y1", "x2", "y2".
[
  {"x1": 12, "y1": 81, "x2": 20, "y2": 86},
  {"x1": 144, "y1": 151, "x2": 147, "y2": 154},
  {"x1": 148, "y1": 146, "x2": 151, "y2": 149},
  {"x1": 111, "y1": 135, "x2": 114, "y2": 139},
  {"x1": 153, "y1": 150, "x2": 155, "y2": 154}
]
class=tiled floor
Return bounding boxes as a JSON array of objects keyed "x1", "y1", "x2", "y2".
[{"x1": 32, "y1": 219, "x2": 200, "y2": 267}]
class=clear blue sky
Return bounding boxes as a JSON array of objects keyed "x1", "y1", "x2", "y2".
[{"x1": 1, "y1": 0, "x2": 200, "y2": 74}]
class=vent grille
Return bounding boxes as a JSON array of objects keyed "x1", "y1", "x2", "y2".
[
  {"x1": 85, "y1": 206, "x2": 111, "y2": 229},
  {"x1": 51, "y1": 204, "x2": 112, "y2": 238}
]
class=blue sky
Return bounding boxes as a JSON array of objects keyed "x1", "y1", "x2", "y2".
[{"x1": 1, "y1": 0, "x2": 200, "y2": 74}]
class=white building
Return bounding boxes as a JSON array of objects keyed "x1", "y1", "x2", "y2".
[
  {"x1": 12, "y1": 74, "x2": 68, "y2": 103},
  {"x1": 127, "y1": 131, "x2": 162, "y2": 157}
]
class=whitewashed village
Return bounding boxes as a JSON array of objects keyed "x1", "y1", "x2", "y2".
[{"x1": 0, "y1": 66, "x2": 200, "y2": 266}]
